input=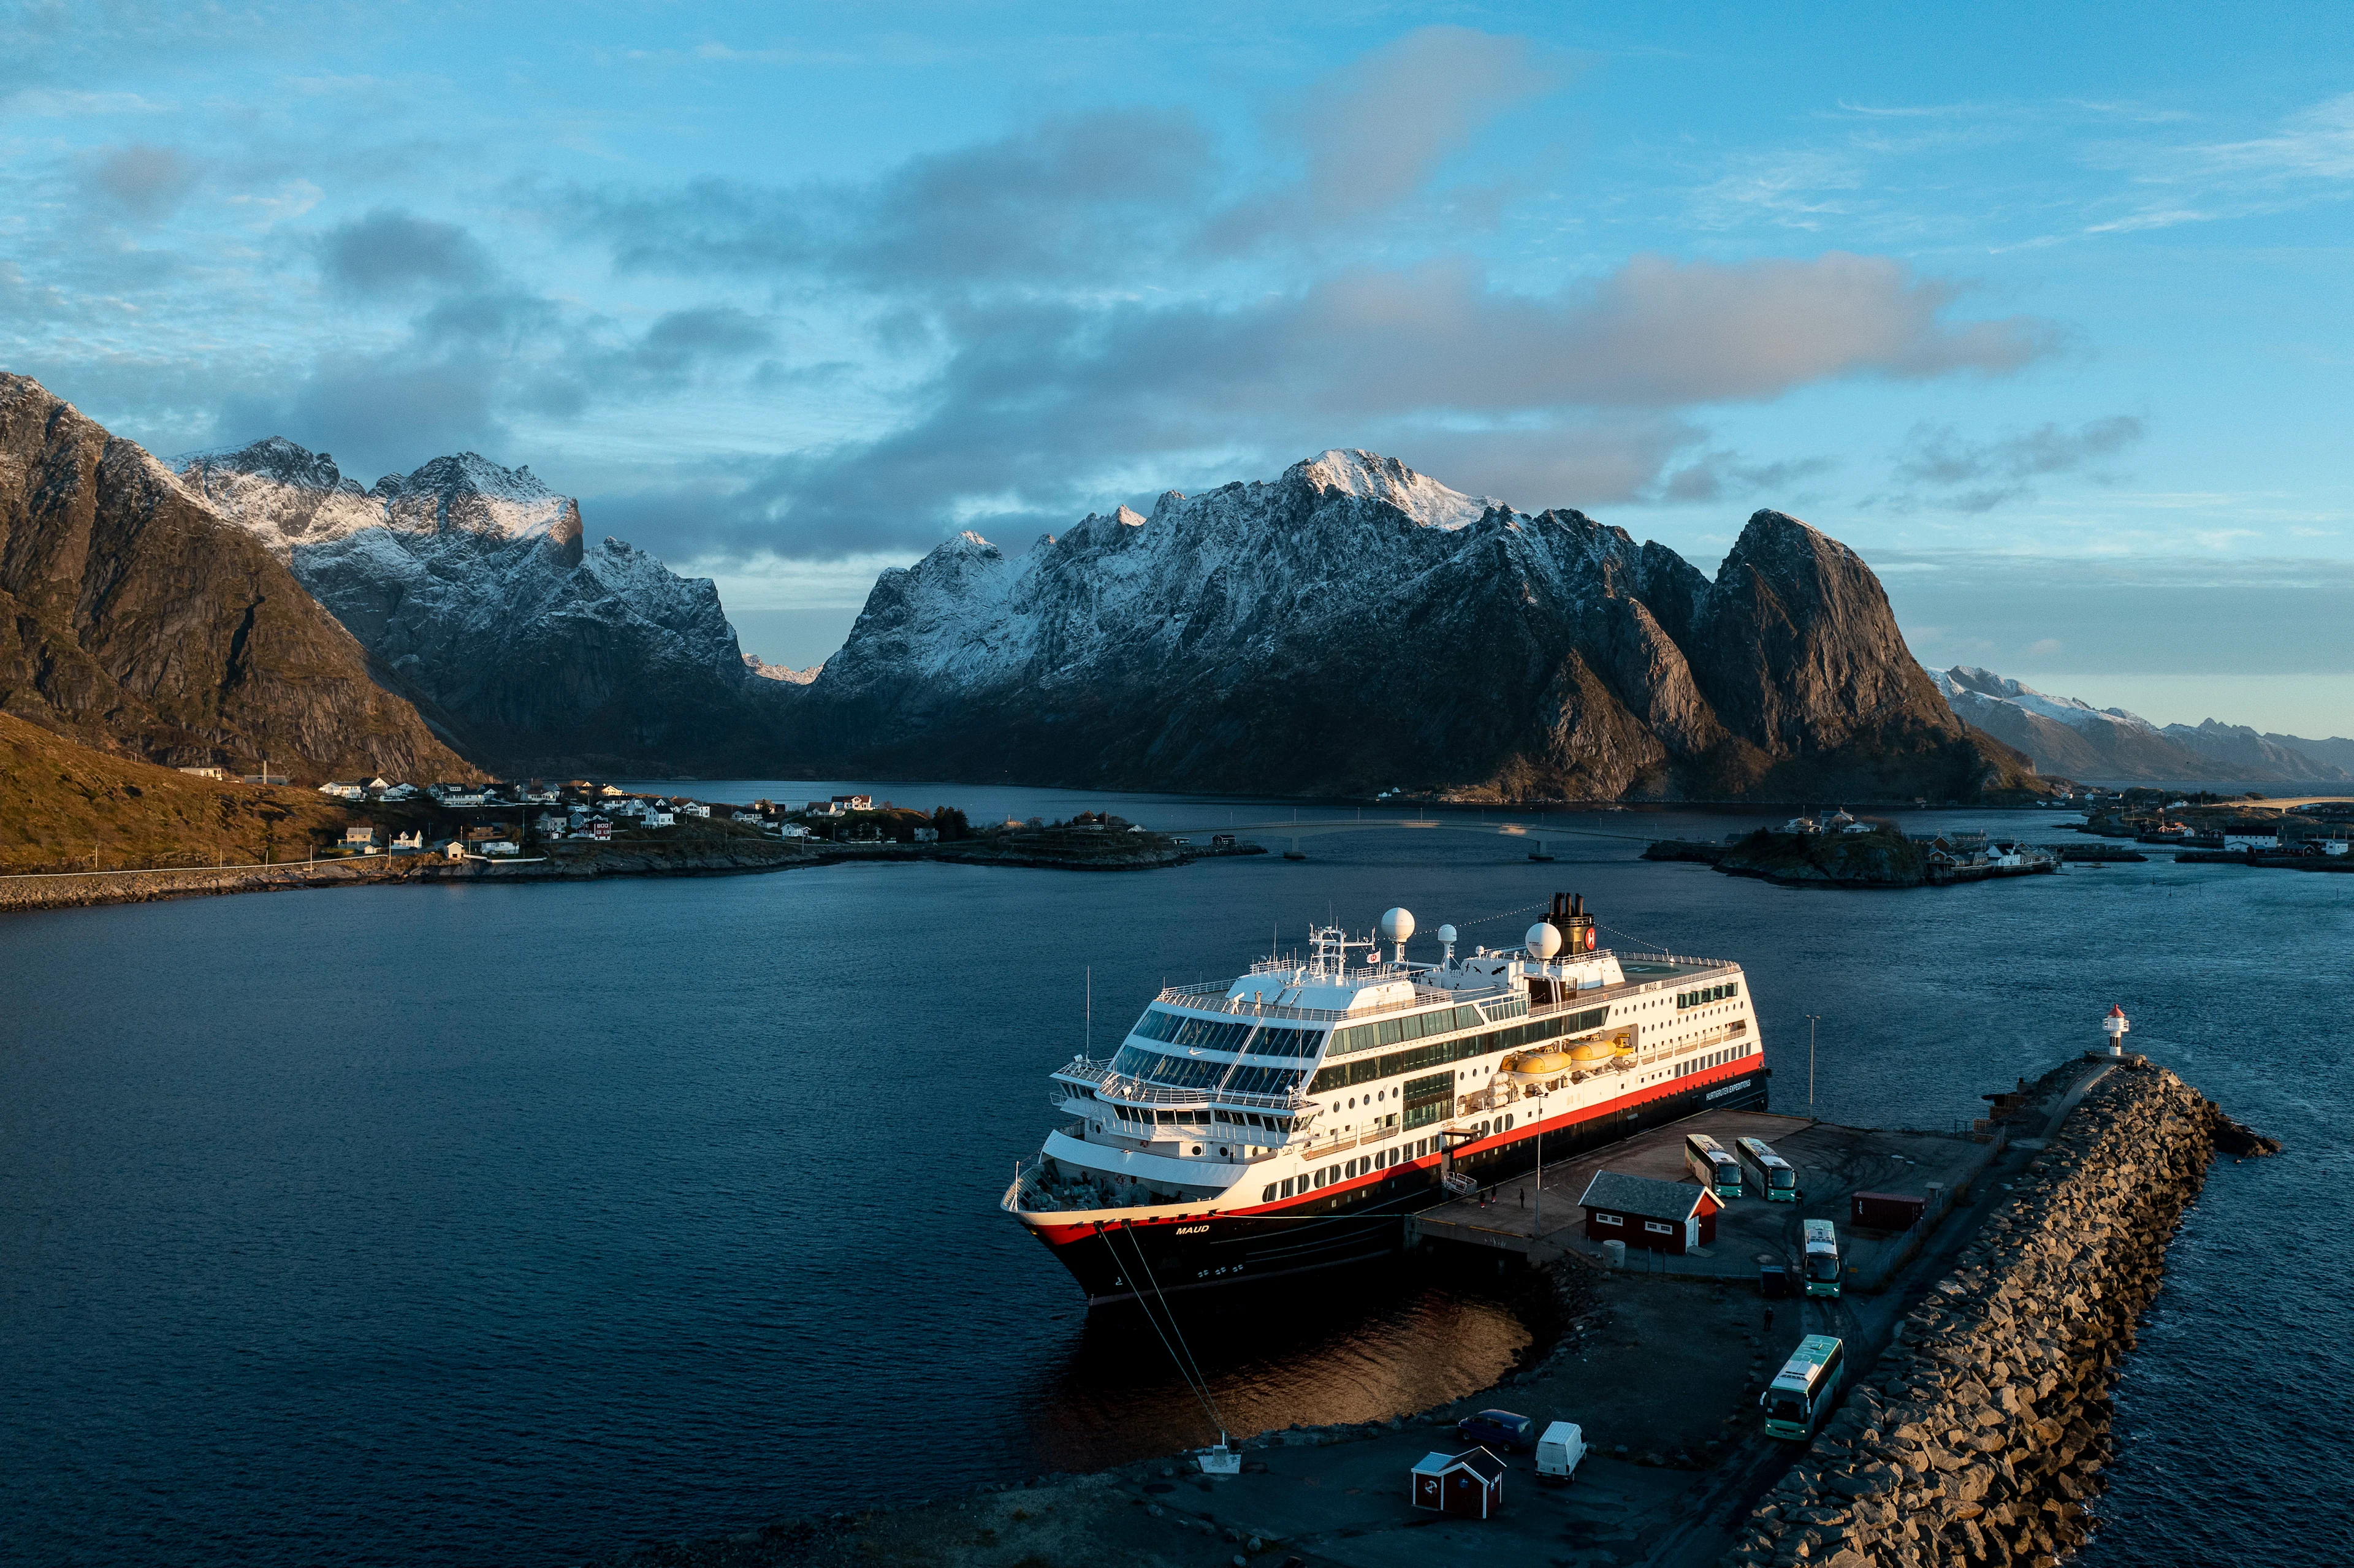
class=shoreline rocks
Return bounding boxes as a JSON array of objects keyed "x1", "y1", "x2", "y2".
[{"x1": 1721, "y1": 1062, "x2": 2253, "y2": 1568}]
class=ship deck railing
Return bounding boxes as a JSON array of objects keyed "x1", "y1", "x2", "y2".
[
  {"x1": 1149, "y1": 950, "x2": 1740, "y2": 1024},
  {"x1": 1051, "y1": 1057, "x2": 1317, "y2": 1114}
]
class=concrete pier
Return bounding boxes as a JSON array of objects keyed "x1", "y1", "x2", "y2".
[{"x1": 1411, "y1": 1109, "x2": 2008, "y2": 1293}]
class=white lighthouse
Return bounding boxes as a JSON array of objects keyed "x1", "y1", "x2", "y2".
[{"x1": 2101, "y1": 1004, "x2": 2130, "y2": 1057}]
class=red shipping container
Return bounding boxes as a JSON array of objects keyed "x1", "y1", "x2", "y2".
[{"x1": 1851, "y1": 1190, "x2": 1926, "y2": 1230}]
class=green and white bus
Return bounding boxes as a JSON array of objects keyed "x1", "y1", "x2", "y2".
[
  {"x1": 1684, "y1": 1133, "x2": 1744, "y2": 1200},
  {"x1": 1761, "y1": 1334, "x2": 1845, "y2": 1440},
  {"x1": 1735, "y1": 1135, "x2": 1798, "y2": 1201},
  {"x1": 1802, "y1": 1218, "x2": 1842, "y2": 1297}
]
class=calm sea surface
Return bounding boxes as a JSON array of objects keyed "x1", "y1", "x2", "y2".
[{"x1": 2, "y1": 787, "x2": 2346, "y2": 1567}]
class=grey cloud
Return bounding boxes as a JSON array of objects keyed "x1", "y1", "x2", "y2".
[
  {"x1": 1661, "y1": 451, "x2": 1838, "y2": 504},
  {"x1": 631, "y1": 306, "x2": 777, "y2": 375},
  {"x1": 321, "y1": 208, "x2": 492, "y2": 297},
  {"x1": 86, "y1": 143, "x2": 204, "y2": 219},
  {"x1": 580, "y1": 107, "x2": 1214, "y2": 294},
  {"x1": 1887, "y1": 415, "x2": 2144, "y2": 510},
  {"x1": 604, "y1": 248, "x2": 2057, "y2": 559},
  {"x1": 1206, "y1": 28, "x2": 1563, "y2": 248}
]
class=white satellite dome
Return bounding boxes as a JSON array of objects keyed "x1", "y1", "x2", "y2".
[
  {"x1": 1525, "y1": 922, "x2": 1563, "y2": 959},
  {"x1": 1435, "y1": 924, "x2": 1458, "y2": 944},
  {"x1": 1379, "y1": 907, "x2": 1416, "y2": 943}
]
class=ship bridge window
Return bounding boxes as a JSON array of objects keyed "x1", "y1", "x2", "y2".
[
  {"x1": 1220, "y1": 1064, "x2": 1308, "y2": 1097},
  {"x1": 1129, "y1": 1010, "x2": 1258, "y2": 1052},
  {"x1": 1247, "y1": 1026, "x2": 1326, "y2": 1058},
  {"x1": 1110, "y1": 1046, "x2": 1228, "y2": 1090}
]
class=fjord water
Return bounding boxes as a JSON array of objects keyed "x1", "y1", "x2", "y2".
[{"x1": 1, "y1": 796, "x2": 2346, "y2": 1567}]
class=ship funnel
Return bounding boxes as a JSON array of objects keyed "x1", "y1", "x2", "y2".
[{"x1": 1545, "y1": 891, "x2": 1598, "y2": 956}]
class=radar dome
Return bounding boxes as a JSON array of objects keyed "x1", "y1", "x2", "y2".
[
  {"x1": 1525, "y1": 922, "x2": 1563, "y2": 959},
  {"x1": 1436, "y1": 924, "x2": 1458, "y2": 944},
  {"x1": 1379, "y1": 907, "x2": 1416, "y2": 943}
]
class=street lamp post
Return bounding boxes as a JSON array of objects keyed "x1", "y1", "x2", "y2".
[{"x1": 1805, "y1": 1014, "x2": 1821, "y2": 1113}]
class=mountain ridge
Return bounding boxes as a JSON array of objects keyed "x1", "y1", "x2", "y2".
[
  {"x1": 1927, "y1": 665, "x2": 2351, "y2": 785},
  {"x1": 181, "y1": 436, "x2": 793, "y2": 776},
  {"x1": 792, "y1": 449, "x2": 2034, "y2": 801}
]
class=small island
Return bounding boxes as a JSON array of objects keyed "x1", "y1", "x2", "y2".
[{"x1": 1646, "y1": 813, "x2": 2058, "y2": 888}]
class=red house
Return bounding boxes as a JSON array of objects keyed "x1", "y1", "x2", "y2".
[
  {"x1": 1577, "y1": 1170, "x2": 1721, "y2": 1255},
  {"x1": 1410, "y1": 1447, "x2": 1506, "y2": 1518}
]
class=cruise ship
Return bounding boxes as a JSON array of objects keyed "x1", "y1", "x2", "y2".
[{"x1": 1003, "y1": 894, "x2": 1767, "y2": 1304}]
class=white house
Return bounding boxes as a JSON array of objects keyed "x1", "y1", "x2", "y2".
[
  {"x1": 390, "y1": 829, "x2": 425, "y2": 851},
  {"x1": 2324, "y1": 840, "x2": 2351, "y2": 857},
  {"x1": 317, "y1": 781, "x2": 366, "y2": 800},
  {"x1": 380, "y1": 783, "x2": 419, "y2": 801},
  {"x1": 477, "y1": 839, "x2": 519, "y2": 856},
  {"x1": 533, "y1": 813, "x2": 569, "y2": 838},
  {"x1": 779, "y1": 823, "x2": 811, "y2": 839},
  {"x1": 644, "y1": 809, "x2": 675, "y2": 828},
  {"x1": 2223, "y1": 832, "x2": 2279, "y2": 851},
  {"x1": 442, "y1": 839, "x2": 467, "y2": 861},
  {"x1": 1781, "y1": 816, "x2": 1820, "y2": 835},
  {"x1": 675, "y1": 801, "x2": 710, "y2": 818}
]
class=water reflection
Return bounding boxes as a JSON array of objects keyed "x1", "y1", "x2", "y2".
[{"x1": 1024, "y1": 1258, "x2": 1530, "y2": 1472}]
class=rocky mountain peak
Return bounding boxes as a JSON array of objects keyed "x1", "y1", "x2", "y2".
[
  {"x1": 1287, "y1": 447, "x2": 1504, "y2": 528},
  {"x1": 186, "y1": 435, "x2": 368, "y2": 498}
]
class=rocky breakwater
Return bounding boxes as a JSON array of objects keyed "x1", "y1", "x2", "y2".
[{"x1": 1723, "y1": 1061, "x2": 2261, "y2": 1568}]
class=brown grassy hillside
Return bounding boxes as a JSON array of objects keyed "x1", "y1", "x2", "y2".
[{"x1": 0, "y1": 711, "x2": 362, "y2": 873}]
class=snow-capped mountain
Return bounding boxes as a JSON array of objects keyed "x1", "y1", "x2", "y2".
[
  {"x1": 1925, "y1": 666, "x2": 2350, "y2": 784},
  {"x1": 179, "y1": 438, "x2": 790, "y2": 774},
  {"x1": 800, "y1": 449, "x2": 2021, "y2": 800}
]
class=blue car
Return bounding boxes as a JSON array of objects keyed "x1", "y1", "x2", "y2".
[{"x1": 1456, "y1": 1409, "x2": 1535, "y2": 1451}]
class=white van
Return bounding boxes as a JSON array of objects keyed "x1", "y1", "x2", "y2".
[{"x1": 1536, "y1": 1421, "x2": 1586, "y2": 1483}]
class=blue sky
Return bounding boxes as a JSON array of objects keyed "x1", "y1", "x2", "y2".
[{"x1": 6, "y1": 1, "x2": 2352, "y2": 733}]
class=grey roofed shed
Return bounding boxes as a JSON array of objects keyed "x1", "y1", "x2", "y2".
[{"x1": 1576, "y1": 1169, "x2": 1719, "y2": 1254}]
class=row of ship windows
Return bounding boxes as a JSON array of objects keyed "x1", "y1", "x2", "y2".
[
  {"x1": 1308, "y1": 1008, "x2": 1611, "y2": 1094},
  {"x1": 1675, "y1": 981, "x2": 1740, "y2": 1010},
  {"x1": 1672, "y1": 1043, "x2": 1753, "y2": 1078},
  {"x1": 1251, "y1": 1119, "x2": 1523, "y2": 1205},
  {"x1": 1109, "y1": 1105, "x2": 1302, "y2": 1132},
  {"x1": 1259, "y1": 1141, "x2": 1415, "y2": 1202},
  {"x1": 1326, "y1": 1000, "x2": 1598, "y2": 1061}
]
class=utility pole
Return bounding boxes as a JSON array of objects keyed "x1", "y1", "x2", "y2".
[{"x1": 1805, "y1": 1014, "x2": 1821, "y2": 1113}]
